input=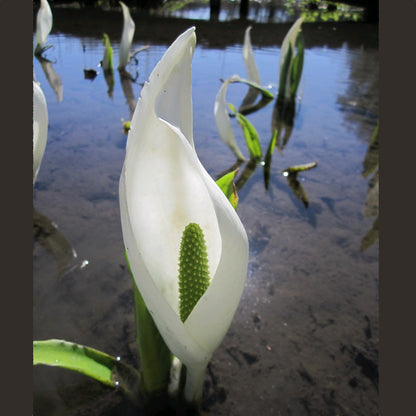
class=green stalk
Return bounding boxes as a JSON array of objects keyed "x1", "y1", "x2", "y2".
[{"x1": 126, "y1": 253, "x2": 173, "y2": 397}]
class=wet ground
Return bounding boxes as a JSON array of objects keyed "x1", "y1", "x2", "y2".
[{"x1": 33, "y1": 6, "x2": 378, "y2": 416}]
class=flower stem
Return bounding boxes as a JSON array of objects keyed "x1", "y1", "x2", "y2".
[{"x1": 126, "y1": 252, "x2": 173, "y2": 398}]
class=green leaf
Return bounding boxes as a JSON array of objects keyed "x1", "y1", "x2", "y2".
[
  {"x1": 229, "y1": 76, "x2": 274, "y2": 99},
  {"x1": 263, "y1": 129, "x2": 278, "y2": 190},
  {"x1": 278, "y1": 18, "x2": 304, "y2": 101},
  {"x1": 33, "y1": 339, "x2": 142, "y2": 403},
  {"x1": 102, "y1": 33, "x2": 114, "y2": 73},
  {"x1": 282, "y1": 161, "x2": 318, "y2": 174},
  {"x1": 228, "y1": 104, "x2": 262, "y2": 162},
  {"x1": 216, "y1": 169, "x2": 239, "y2": 209},
  {"x1": 290, "y1": 33, "x2": 304, "y2": 97},
  {"x1": 278, "y1": 43, "x2": 293, "y2": 101},
  {"x1": 34, "y1": 339, "x2": 115, "y2": 386}
]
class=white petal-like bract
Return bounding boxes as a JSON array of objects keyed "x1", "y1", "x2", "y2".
[
  {"x1": 33, "y1": 81, "x2": 48, "y2": 184},
  {"x1": 118, "y1": 1, "x2": 135, "y2": 69},
  {"x1": 35, "y1": 0, "x2": 52, "y2": 53},
  {"x1": 119, "y1": 27, "x2": 248, "y2": 401}
]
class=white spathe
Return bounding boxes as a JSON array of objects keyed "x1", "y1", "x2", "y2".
[
  {"x1": 35, "y1": 0, "x2": 52, "y2": 53},
  {"x1": 243, "y1": 26, "x2": 261, "y2": 85},
  {"x1": 33, "y1": 81, "x2": 48, "y2": 185},
  {"x1": 119, "y1": 27, "x2": 249, "y2": 401},
  {"x1": 118, "y1": 1, "x2": 135, "y2": 69},
  {"x1": 214, "y1": 75, "x2": 247, "y2": 161}
]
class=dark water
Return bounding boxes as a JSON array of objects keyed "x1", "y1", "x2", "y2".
[{"x1": 33, "y1": 7, "x2": 378, "y2": 416}]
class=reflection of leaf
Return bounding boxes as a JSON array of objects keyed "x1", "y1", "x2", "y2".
[
  {"x1": 33, "y1": 210, "x2": 77, "y2": 279},
  {"x1": 364, "y1": 170, "x2": 379, "y2": 218},
  {"x1": 263, "y1": 129, "x2": 278, "y2": 190},
  {"x1": 239, "y1": 92, "x2": 274, "y2": 116},
  {"x1": 361, "y1": 119, "x2": 379, "y2": 250},
  {"x1": 362, "y1": 122, "x2": 379, "y2": 178},
  {"x1": 35, "y1": 55, "x2": 63, "y2": 102},
  {"x1": 104, "y1": 69, "x2": 115, "y2": 99},
  {"x1": 216, "y1": 169, "x2": 239, "y2": 210},
  {"x1": 231, "y1": 75, "x2": 274, "y2": 116},
  {"x1": 236, "y1": 160, "x2": 258, "y2": 191},
  {"x1": 360, "y1": 215, "x2": 379, "y2": 251},
  {"x1": 119, "y1": 69, "x2": 137, "y2": 120},
  {"x1": 271, "y1": 98, "x2": 296, "y2": 153},
  {"x1": 286, "y1": 172, "x2": 309, "y2": 208}
]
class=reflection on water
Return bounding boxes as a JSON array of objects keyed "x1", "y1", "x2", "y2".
[
  {"x1": 33, "y1": 209, "x2": 78, "y2": 280},
  {"x1": 153, "y1": 0, "x2": 365, "y2": 23},
  {"x1": 33, "y1": 9, "x2": 378, "y2": 416},
  {"x1": 35, "y1": 55, "x2": 63, "y2": 102}
]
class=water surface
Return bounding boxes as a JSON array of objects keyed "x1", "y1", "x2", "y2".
[{"x1": 33, "y1": 9, "x2": 378, "y2": 416}]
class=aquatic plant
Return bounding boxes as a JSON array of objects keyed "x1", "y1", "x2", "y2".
[
  {"x1": 34, "y1": 0, "x2": 52, "y2": 56},
  {"x1": 277, "y1": 17, "x2": 304, "y2": 102},
  {"x1": 118, "y1": 2, "x2": 135, "y2": 69},
  {"x1": 214, "y1": 76, "x2": 247, "y2": 162},
  {"x1": 102, "y1": 33, "x2": 114, "y2": 73},
  {"x1": 119, "y1": 26, "x2": 249, "y2": 402},
  {"x1": 33, "y1": 81, "x2": 48, "y2": 185},
  {"x1": 33, "y1": 27, "x2": 249, "y2": 408}
]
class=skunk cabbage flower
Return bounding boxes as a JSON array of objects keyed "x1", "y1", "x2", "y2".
[
  {"x1": 214, "y1": 76, "x2": 247, "y2": 162},
  {"x1": 119, "y1": 27, "x2": 248, "y2": 401},
  {"x1": 35, "y1": 0, "x2": 52, "y2": 56},
  {"x1": 33, "y1": 81, "x2": 48, "y2": 185},
  {"x1": 118, "y1": 1, "x2": 135, "y2": 69}
]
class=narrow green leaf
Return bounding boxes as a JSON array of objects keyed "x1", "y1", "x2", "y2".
[
  {"x1": 263, "y1": 129, "x2": 278, "y2": 190},
  {"x1": 34, "y1": 339, "x2": 120, "y2": 387},
  {"x1": 102, "y1": 33, "x2": 114, "y2": 73},
  {"x1": 229, "y1": 76, "x2": 274, "y2": 99},
  {"x1": 237, "y1": 115, "x2": 262, "y2": 161},
  {"x1": 278, "y1": 43, "x2": 293, "y2": 101},
  {"x1": 228, "y1": 104, "x2": 262, "y2": 162},
  {"x1": 34, "y1": 339, "x2": 142, "y2": 403},
  {"x1": 290, "y1": 33, "x2": 305, "y2": 97},
  {"x1": 278, "y1": 17, "x2": 304, "y2": 101},
  {"x1": 216, "y1": 169, "x2": 239, "y2": 209},
  {"x1": 282, "y1": 161, "x2": 318, "y2": 174}
]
